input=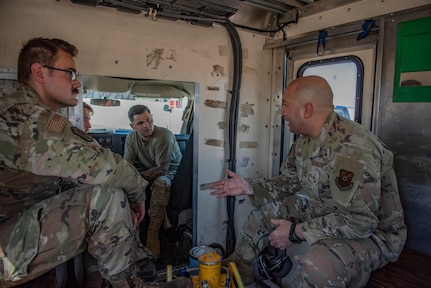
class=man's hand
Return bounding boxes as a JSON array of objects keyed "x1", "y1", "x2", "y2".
[
  {"x1": 130, "y1": 201, "x2": 146, "y2": 230},
  {"x1": 141, "y1": 162, "x2": 169, "y2": 181},
  {"x1": 269, "y1": 219, "x2": 294, "y2": 250},
  {"x1": 209, "y1": 169, "x2": 253, "y2": 198}
]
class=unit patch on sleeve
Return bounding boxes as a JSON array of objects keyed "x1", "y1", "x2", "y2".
[
  {"x1": 330, "y1": 154, "x2": 364, "y2": 207},
  {"x1": 336, "y1": 169, "x2": 354, "y2": 190},
  {"x1": 71, "y1": 126, "x2": 93, "y2": 142}
]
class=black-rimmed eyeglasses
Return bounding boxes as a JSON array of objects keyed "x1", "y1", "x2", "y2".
[{"x1": 42, "y1": 65, "x2": 79, "y2": 81}]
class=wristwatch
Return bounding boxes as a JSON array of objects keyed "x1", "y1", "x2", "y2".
[{"x1": 289, "y1": 223, "x2": 303, "y2": 244}]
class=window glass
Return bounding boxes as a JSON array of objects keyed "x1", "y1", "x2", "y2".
[{"x1": 298, "y1": 56, "x2": 364, "y2": 122}]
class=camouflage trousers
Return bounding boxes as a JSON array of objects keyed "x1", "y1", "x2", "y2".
[
  {"x1": 235, "y1": 195, "x2": 386, "y2": 287},
  {"x1": 147, "y1": 175, "x2": 173, "y2": 220},
  {"x1": 0, "y1": 185, "x2": 139, "y2": 287}
]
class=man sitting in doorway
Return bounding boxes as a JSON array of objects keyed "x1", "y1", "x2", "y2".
[{"x1": 124, "y1": 105, "x2": 183, "y2": 259}]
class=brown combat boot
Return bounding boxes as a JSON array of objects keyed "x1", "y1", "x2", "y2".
[
  {"x1": 221, "y1": 252, "x2": 254, "y2": 285},
  {"x1": 146, "y1": 216, "x2": 163, "y2": 258},
  {"x1": 110, "y1": 274, "x2": 193, "y2": 288}
]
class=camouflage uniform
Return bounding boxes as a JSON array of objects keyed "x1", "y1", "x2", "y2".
[
  {"x1": 0, "y1": 84, "x2": 148, "y2": 287},
  {"x1": 236, "y1": 112, "x2": 406, "y2": 287},
  {"x1": 124, "y1": 127, "x2": 182, "y2": 215},
  {"x1": 123, "y1": 128, "x2": 182, "y2": 257}
]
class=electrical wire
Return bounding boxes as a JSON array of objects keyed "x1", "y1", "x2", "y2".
[{"x1": 222, "y1": 20, "x2": 242, "y2": 257}]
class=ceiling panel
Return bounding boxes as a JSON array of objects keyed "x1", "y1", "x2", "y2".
[{"x1": 71, "y1": 0, "x2": 320, "y2": 31}]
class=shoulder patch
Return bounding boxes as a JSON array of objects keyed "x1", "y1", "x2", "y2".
[
  {"x1": 71, "y1": 126, "x2": 93, "y2": 142},
  {"x1": 330, "y1": 154, "x2": 364, "y2": 207},
  {"x1": 47, "y1": 114, "x2": 68, "y2": 133}
]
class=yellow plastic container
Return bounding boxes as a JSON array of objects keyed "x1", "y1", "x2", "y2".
[{"x1": 199, "y1": 251, "x2": 222, "y2": 288}]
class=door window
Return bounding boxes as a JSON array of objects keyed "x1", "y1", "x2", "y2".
[{"x1": 297, "y1": 56, "x2": 364, "y2": 123}]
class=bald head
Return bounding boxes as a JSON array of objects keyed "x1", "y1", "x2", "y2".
[
  {"x1": 281, "y1": 76, "x2": 334, "y2": 138},
  {"x1": 288, "y1": 76, "x2": 333, "y2": 108}
]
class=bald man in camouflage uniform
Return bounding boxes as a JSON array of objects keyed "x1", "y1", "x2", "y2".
[
  {"x1": 0, "y1": 37, "x2": 191, "y2": 288},
  {"x1": 210, "y1": 76, "x2": 406, "y2": 287}
]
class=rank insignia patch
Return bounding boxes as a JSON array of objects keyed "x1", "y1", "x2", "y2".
[
  {"x1": 71, "y1": 126, "x2": 93, "y2": 142},
  {"x1": 336, "y1": 169, "x2": 354, "y2": 190}
]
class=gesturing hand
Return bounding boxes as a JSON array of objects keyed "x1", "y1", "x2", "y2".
[{"x1": 209, "y1": 169, "x2": 253, "y2": 198}]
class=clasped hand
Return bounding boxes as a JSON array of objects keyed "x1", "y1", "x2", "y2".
[{"x1": 269, "y1": 219, "x2": 296, "y2": 250}]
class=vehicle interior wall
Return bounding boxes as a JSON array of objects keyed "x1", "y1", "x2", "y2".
[
  {"x1": 0, "y1": 0, "x2": 273, "y2": 249},
  {"x1": 377, "y1": 7, "x2": 431, "y2": 257}
]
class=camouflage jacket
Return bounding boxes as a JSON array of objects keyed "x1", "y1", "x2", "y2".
[
  {"x1": 250, "y1": 112, "x2": 406, "y2": 261},
  {"x1": 0, "y1": 84, "x2": 148, "y2": 223}
]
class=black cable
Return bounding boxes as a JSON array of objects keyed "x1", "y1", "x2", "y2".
[
  {"x1": 253, "y1": 233, "x2": 271, "y2": 258},
  {"x1": 222, "y1": 21, "x2": 242, "y2": 257}
]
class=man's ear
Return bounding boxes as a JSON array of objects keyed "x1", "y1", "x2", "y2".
[
  {"x1": 31, "y1": 63, "x2": 45, "y2": 83},
  {"x1": 129, "y1": 123, "x2": 134, "y2": 130},
  {"x1": 304, "y1": 102, "x2": 313, "y2": 119}
]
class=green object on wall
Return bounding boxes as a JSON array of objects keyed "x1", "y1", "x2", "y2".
[{"x1": 393, "y1": 16, "x2": 431, "y2": 102}]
